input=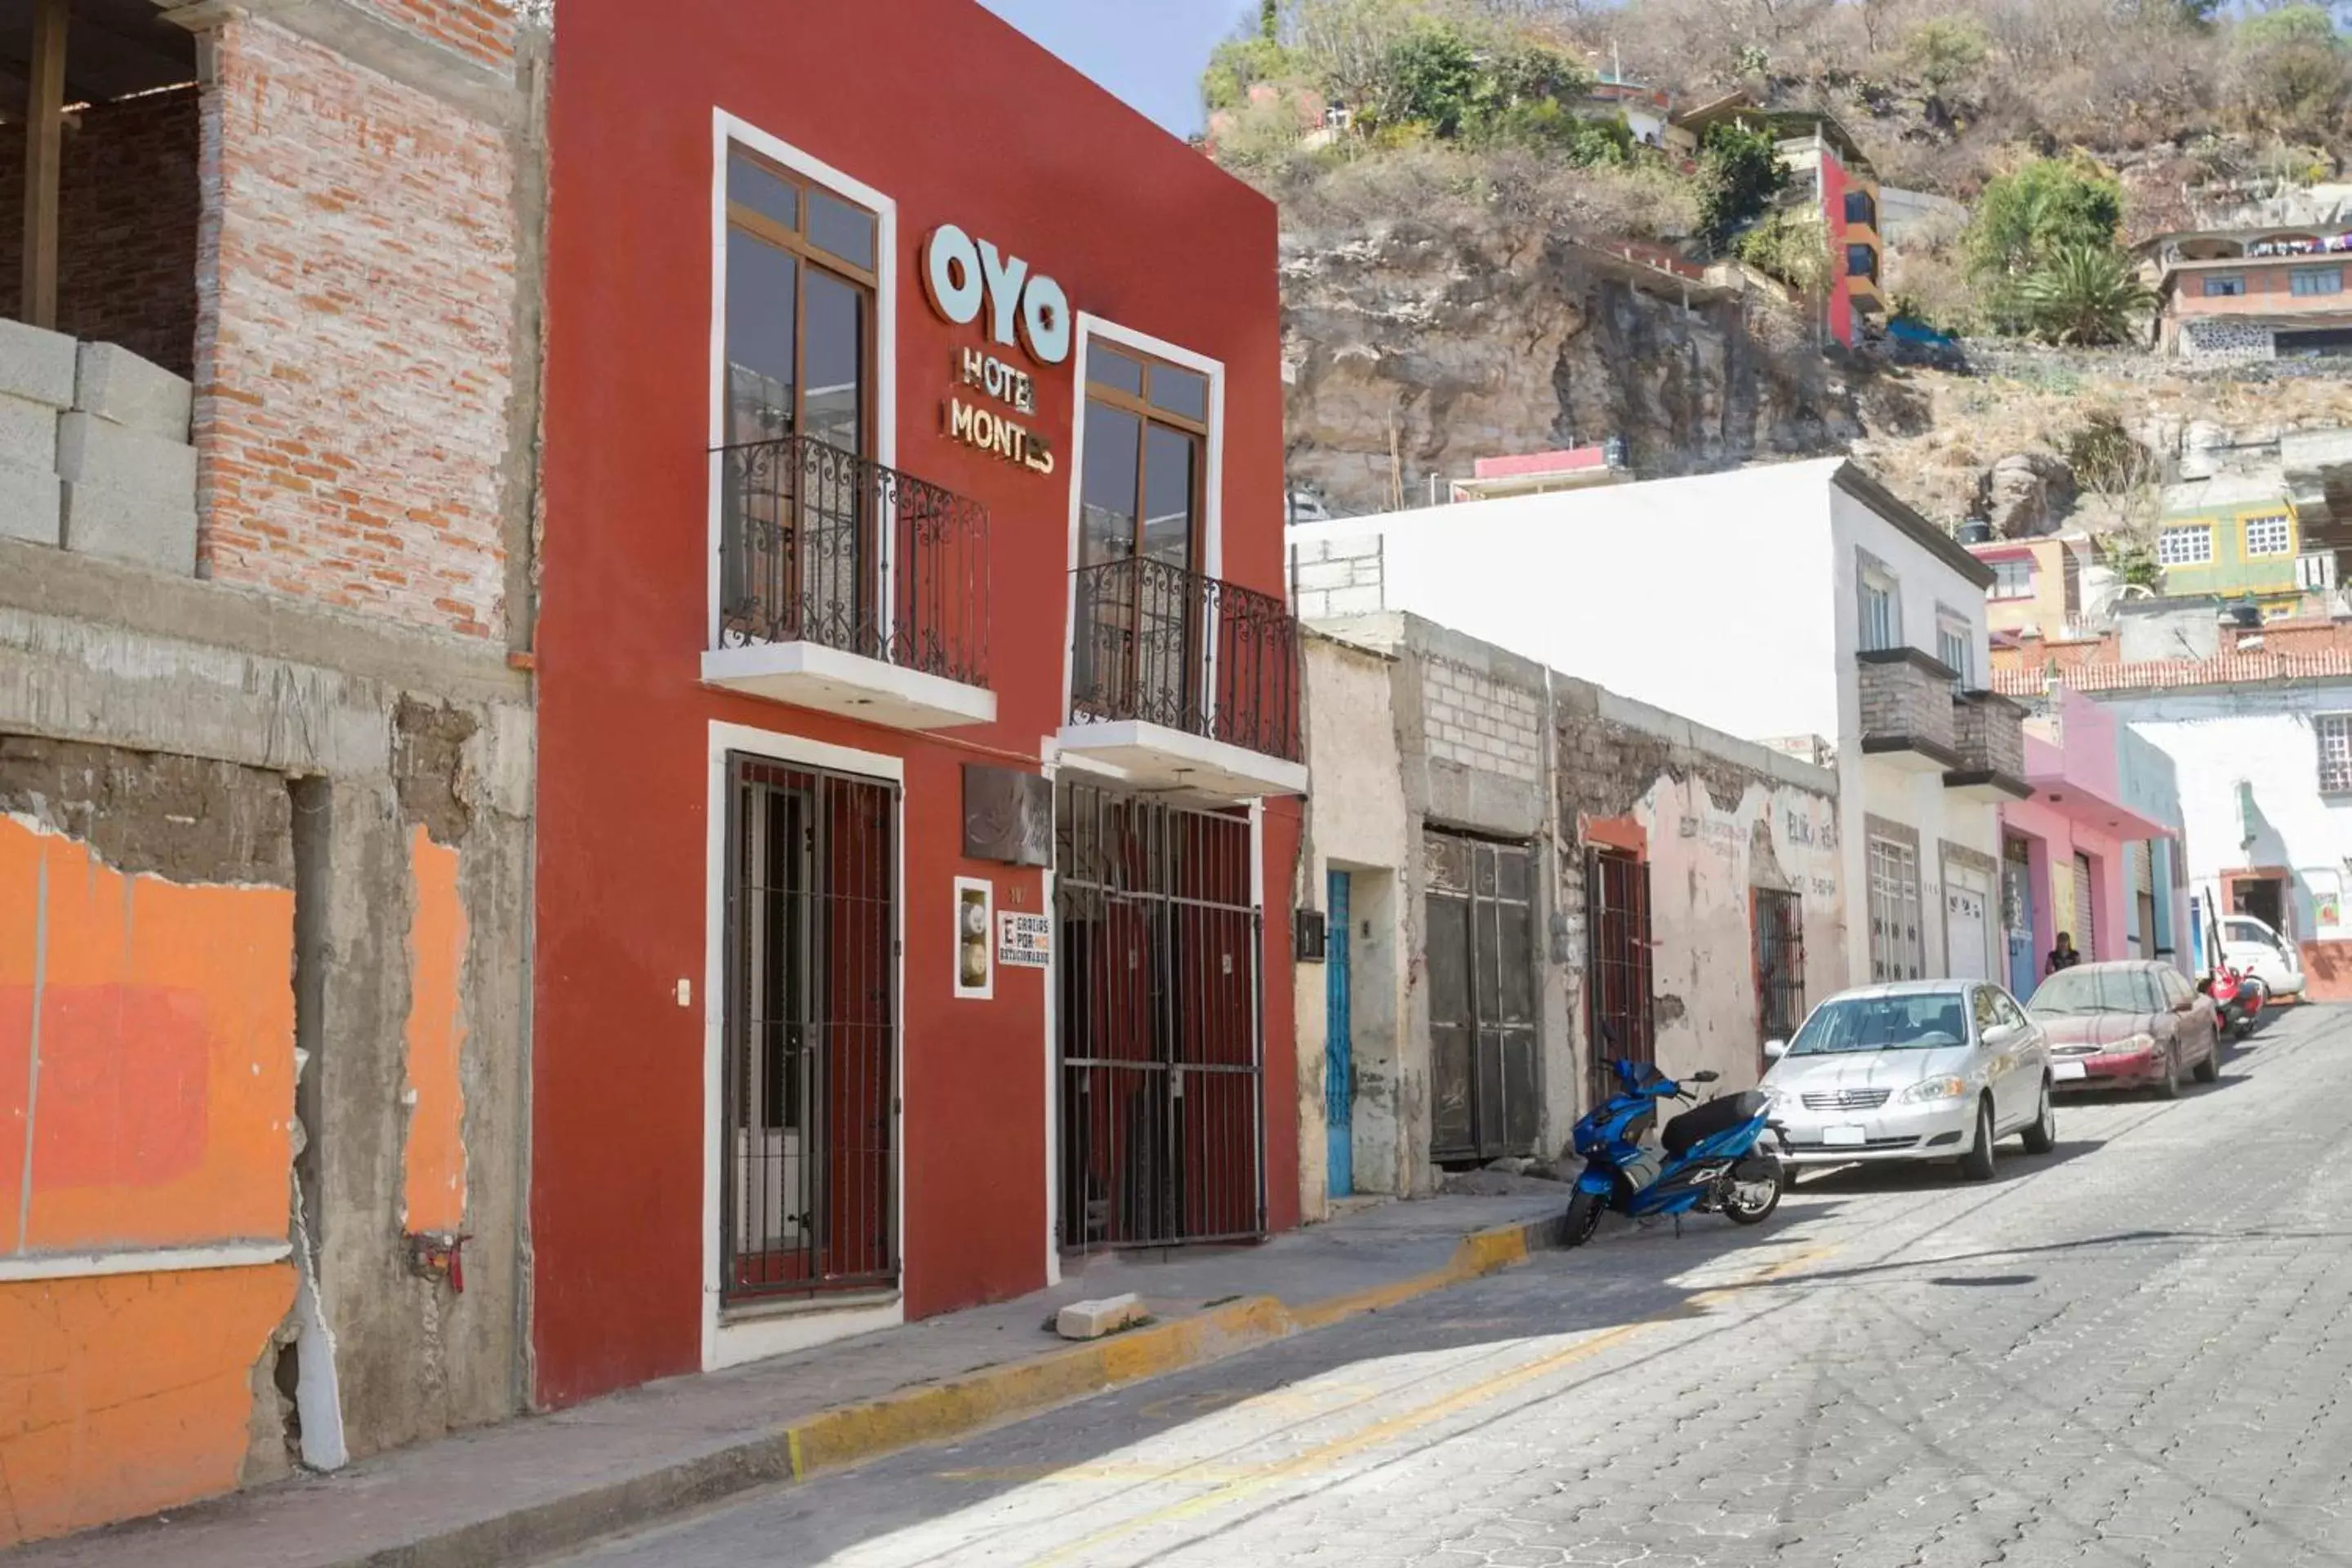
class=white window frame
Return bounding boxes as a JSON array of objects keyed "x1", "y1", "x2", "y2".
[
  {"x1": 700, "y1": 719, "x2": 906, "y2": 1371},
  {"x1": 706, "y1": 108, "x2": 901, "y2": 654},
  {"x1": 2158, "y1": 524, "x2": 2213, "y2": 568},
  {"x1": 1856, "y1": 550, "x2": 1900, "y2": 653},
  {"x1": 2298, "y1": 551, "x2": 2336, "y2": 591},
  {"x1": 1936, "y1": 605, "x2": 1974, "y2": 688},
  {"x1": 2318, "y1": 712, "x2": 2352, "y2": 795},
  {"x1": 1867, "y1": 835, "x2": 1925, "y2": 983},
  {"x1": 1058, "y1": 314, "x2": 1227, "y2": 729},
  {"x1": 1987, "y1": 557, "x2": 2034, "y2": 601},
  {"x1": 2243, "y1": 513, "x2": 2293, "y2": 560}
]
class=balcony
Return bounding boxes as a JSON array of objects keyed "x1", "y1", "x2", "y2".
[
  {"x1": 703, "y1": 434, "x2": 994, "y2": 729},
  {"x1": 1059, "y1": 557, "x2": 1307, "y2": 800},
  {"x1": 1945, "y1": 690, "x2": 2033, "y2": 803},
  {"x1": 1855, "y1": 648, "x2": 1961, "y2": 773}
]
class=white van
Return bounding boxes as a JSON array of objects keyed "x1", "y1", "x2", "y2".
[{"x1": 2220, "y1": 913, "x2": 2305, "y2": 1000}]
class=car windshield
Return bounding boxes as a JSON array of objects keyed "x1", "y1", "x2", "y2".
[
  {"x1": 1785, "y1": 995, "x2": 1969, "y2": 1056},
  {"x1": 2031, "y1": 968, "x2": 2158, "y2": 1017}
]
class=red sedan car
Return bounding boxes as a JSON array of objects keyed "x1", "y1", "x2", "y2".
[{"x1": 2028, "y1": 960, "x2": 2223, "y2": 1099}]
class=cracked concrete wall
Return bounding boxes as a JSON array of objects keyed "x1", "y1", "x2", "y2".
[
  {"x1": 0, "y1": 546, "x2": 532, "y2": 1542},
  {"x1": 1553, "y1": 681, "x2": 1850, "y2": 1101}
]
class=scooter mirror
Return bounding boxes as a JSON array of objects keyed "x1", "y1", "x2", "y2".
[{"x1": 1763, "y1": 1040, "x2": 1788, "y2": 1061}]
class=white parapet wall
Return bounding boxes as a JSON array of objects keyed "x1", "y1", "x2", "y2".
[{"x1": 0, "y1": 320, "x2": 197, "y2": 574}]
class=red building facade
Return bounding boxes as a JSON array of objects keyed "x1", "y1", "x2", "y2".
[{"x1": 535, "y1": 0, "x2": 1305, "y2": 1405}]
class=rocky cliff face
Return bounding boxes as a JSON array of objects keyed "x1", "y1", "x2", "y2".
[{"x1": 1281, "y1": 219, "x2": 1873, "y2": 514}]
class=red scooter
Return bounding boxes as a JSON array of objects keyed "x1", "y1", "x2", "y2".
[{"x1": 2203, "y1": 964, "x2": 2264, "y2": 1040}]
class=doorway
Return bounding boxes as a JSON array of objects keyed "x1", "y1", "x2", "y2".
[
  {"x1": 1584, "y1": 845, "x2": 1655, "y2": 1108},
  {"x1": 1055, "y1": 782, "x2": 1263, "y2": 1251},
  {"x1": 1325, "y1": 870, "x2": 1352, "y2": 1200},
  {"x1": 2233, "y1": 874, "x2": 2286, "y2": 934},
  {"x1": 720, "y1": 755, "x2": 898, "y2": 1305},
  {"x1": 1946, "y1": 865, "x2": 1993, "y2": 982},
  {"x1": 1426, "y1": 831, "x2": 1540, "y2": 1163},
  {"x1": 2072, "y1": 851, "x2": 2097, "y2": 958},
  {"x1": 1752, "y1": 889, "x2": 1805, "y2": 1062}
]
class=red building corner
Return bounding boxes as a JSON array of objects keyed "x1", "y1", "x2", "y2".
[{"x1": 534, "y1": 0, "x2": 1305, "y2": 1406}]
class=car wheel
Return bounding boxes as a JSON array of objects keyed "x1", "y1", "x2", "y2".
[
  {"x1": 2193, "y1": 1031, "x2": 2221, "y2": 1085},
  {"x1": 2154, "y1": 1043, "x2": 2181, "y2": 1100},
  {"x1": 1958, "y1": 1098, "x2": 1998, "y2": 1182},
  {"x1": 2020, "y1": 1080, "x2": 2057, "y2": 1154}
]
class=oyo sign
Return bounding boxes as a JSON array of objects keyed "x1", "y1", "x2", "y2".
[{"x1": 923, "y1": 225, "x2": 1071, "y2": 366}]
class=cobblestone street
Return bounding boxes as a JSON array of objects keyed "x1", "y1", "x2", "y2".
[{"x1": 558, "y1": 1004, "x2": 2352, "y2": 1567}]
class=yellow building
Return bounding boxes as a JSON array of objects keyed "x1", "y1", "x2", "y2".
[
  {"x1": 2154, "y1": 475, "x2": 2318, "y2": 617},
  {"x1": 1971, "y1": 533, "x2": 2096, "y2": 644}
]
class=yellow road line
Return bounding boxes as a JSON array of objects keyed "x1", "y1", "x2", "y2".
[{"x1": 1018, "y1": 1242, "x2": 1836, "y2": 1567}]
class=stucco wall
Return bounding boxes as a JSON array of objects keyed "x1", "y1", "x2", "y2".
[
  {"x1": 1294, "y1": 634, "x2": 1412, "y2": 1220},
  {"x1": 1289, "y1": 460, "x2": 1848, "y2": 746},
  {"x1": 2093, "y1": 683, "x2": 2352, "y2": 945}
]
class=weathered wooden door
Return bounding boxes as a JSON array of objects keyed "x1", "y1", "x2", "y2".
[{"x1": 1426, "y1": 831, "x2": 1539, "y2": 1164}]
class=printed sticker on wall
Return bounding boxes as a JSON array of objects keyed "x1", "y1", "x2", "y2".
[{"x1": 955, "y1": 876, "x2": 995, "y2": 1000}]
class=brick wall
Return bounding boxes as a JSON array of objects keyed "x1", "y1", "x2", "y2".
[
  {"x1": 364, "y1": 0, "x2": 519, "y2": 73},
  {"x1": 1857, "y1": 656, "x2": 1957, "y2": 751},
  {"x1": 1420, "y1": 657, "x2": 1544, "y2": 783},
  {"x1": 1953, "y1": 692, "x2": 2025, "y2": 777},
  {"x1": 198, "y1": 17, "x2": 516, "y2": 639},
  {"x1": 0, "y1": 89, "x2": 201, "y2": 378}
]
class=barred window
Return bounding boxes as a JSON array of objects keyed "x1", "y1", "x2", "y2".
[
  {"x1": 2244, "y1": 514, "x2": 2292, "y2": 559},
  {"x1": 2319, "y1": 714, "x2": 2352, "y2": 794},
  {"x1": 2158, "y1": 525, "x2": 2213, "y2": 568}
]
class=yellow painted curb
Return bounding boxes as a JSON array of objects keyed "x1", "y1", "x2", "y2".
[{"x1": 783, "y1": 1213, "x2": 1558, "y2": 1483}]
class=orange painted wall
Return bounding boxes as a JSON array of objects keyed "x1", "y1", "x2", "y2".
[
  {"x1": 0, "y1": 814, "x2": 298, "y2": 1545},
  {"x1": 0, "y1": 1265, "x2": 295, "y2": 1546},
  {"x1": 402, "y1": 827, "x2": 468, "y2": 1233}
]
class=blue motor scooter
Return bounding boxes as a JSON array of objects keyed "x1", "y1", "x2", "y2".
[{"x1": 1559, "y1": 1058, "x2": 1784, "y2": 1247}]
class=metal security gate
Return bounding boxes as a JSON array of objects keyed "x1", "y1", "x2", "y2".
[
  {"x1": 1428, "y1": 831, "x2": 1539, "y2": 1163},
  {"x1": 1056, "y1": 783, "x2": 1263, "y2": 1251},
  {"x1": 1584, "y1": 847, "x2": 1655, "y2": 1104},
  {"x1": 1753, "y1": 888, "x2": 1805, "y2": 1058},
  {"x1": 721, "y1": 755, "x2": 897, "y2": 1304}
]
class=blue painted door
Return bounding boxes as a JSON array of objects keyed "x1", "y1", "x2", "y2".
[{"x1": 1325, "y1": 871, "x2": 1352, "y2": 1198}]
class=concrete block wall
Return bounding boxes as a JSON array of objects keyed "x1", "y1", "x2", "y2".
[
  {"x1": 1858, "y1": 656, "x2": 1958, "y2": 751},
  {"x1": 1421, "y1": 655, "x2": 1544, "y2": 784},
  {"x1": 0, "y1": 324, "x2": 197, "y2": 571},
  {"x1": 1290, "y1": 534, "x2": 1385, "y2": 620}
]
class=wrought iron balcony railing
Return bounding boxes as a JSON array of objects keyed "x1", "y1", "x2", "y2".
[
  {"x1": 1067, "y1": 556, "x2": 1303, "y2": 764},
  {"x1": 716, "y1": 434, "x2": 989, "y2": 688}
]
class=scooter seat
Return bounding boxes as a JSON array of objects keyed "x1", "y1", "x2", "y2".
[{"x1": 1662, "y1": 1092, "x2": 1768, "y2": 1155}]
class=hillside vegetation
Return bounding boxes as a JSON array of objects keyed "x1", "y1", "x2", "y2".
[{"x1": 1222, "y1": 0, "x2": 2352, "y2": 536}]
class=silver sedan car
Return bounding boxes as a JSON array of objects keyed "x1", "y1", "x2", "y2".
[{"x1": 1762, "y1": 980, "x2": 2056, "y2": 1183}]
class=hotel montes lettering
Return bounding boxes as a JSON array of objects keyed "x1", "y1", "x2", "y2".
[{"x1": 924, "y1": 224, "x2": 1066, "y2": 475}]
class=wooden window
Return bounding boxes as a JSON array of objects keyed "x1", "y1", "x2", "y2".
[
  {"x1": 1079, "y1": 343, "x2": 1210, "y2": 575},
  {"x1": 723, "y1": 147, "x2": 879, "y2": 457}
]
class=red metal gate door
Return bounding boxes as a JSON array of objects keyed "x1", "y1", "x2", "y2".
[
  {"x1": 1586, "y1": 847, "x2": 1655, "y2": 1102},
  {"x1": 720, "y1": 755, "x2": 898, "y2": 1305},
  {"x1": 1056, "y1": 783, "x2": 1263, "y2": 1252}
]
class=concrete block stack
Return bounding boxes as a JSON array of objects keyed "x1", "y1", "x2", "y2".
[
  {"x1": 61, "y1": 341, "x2": 198, "y2": 574},
  {"x1": 0, "y1": 318, "x2": 74, "y2": 547}
]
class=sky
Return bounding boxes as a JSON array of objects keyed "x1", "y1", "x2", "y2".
[{"x1": 976, "y1": 0, "x2": 1258, "y2": 138}]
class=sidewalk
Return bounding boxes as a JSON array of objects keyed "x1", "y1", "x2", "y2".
[{"x1": 8, "y1": 1192, "x2": 1570, "y2": 1568}]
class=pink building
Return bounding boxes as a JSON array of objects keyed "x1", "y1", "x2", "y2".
[{"x1": 1999, "y1": 691, "x2": 2175, "y2": 997}]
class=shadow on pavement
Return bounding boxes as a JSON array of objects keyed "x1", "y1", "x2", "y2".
[{"x1": 563, "y1": 1205, "x2": 1851, "y2": 1566}]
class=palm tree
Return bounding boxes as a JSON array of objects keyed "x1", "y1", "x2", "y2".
[{"x1": 2018, "y1": 246, "x2": 2157, "y2": 347}]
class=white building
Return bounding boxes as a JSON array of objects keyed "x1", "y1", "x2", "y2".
[
  {"x1": 1288, "y1": 457, "x2": 2022, "y2": 991},
  {"x1": 2072, "y1": 666, "x2": 2352, "y2": 974}
]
